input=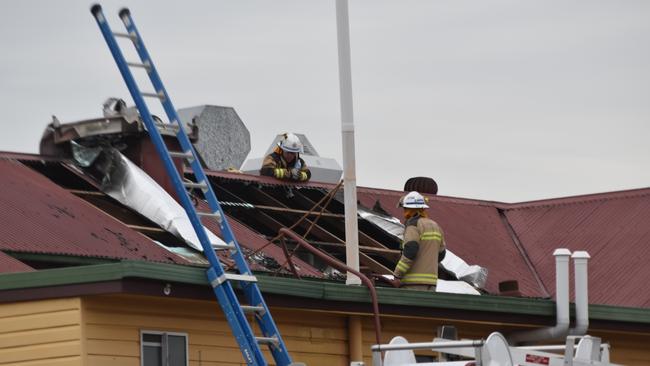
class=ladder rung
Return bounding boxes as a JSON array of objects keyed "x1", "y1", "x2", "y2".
[
  {"x1": 256, "y1": 336, "x2": 280, "y2": 347},
  {"x1": 113, "y1": 31, "x2": 137, "y2": 41},
  {"x1": 212, "y1": 241, "x2": 235, "y2": 250},
  {"x1": 225, "y1": 273, "x2": 257, "y2": 282},
  {"x1": 210, "y1": 273, "x2": 258, "y2": 288},
  {"x1": 142, "y1": 91, "x2": 165, "y2": 100},
  {"x1": 168, "y1": 150, "x2": 194, "y2": 161},
  {"x1": 183, "y1": 181, "x2": 208, "y2": 191},
  {"x1": 198, "y1": 211, "x2": 223, "y2": 223},
  {"x1": 126, "y1": 61, "x2": 151, "y2": 71},
  {"x1": 241, "y1": 305, "x2": 265, "y2": 314},
  {"x1": 154, "y1": 121, "x2": 180, "y2": 132}
]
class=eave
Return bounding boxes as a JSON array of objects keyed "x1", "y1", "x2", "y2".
[{"x1": 1, "y1": 260, "x2": 648, "y2": 334}]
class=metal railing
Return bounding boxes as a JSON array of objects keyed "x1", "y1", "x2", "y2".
[{"x1": 370, "y1": 339, "x2": 485, "y2": 366}]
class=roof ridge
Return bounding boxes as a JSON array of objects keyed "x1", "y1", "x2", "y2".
[{"x1": 506, "y1": 187, "x2": 650, "y2": 210}]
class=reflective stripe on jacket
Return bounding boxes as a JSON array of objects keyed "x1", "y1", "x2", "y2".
[
  {"x1": 395, "y1": 215, "x2": 446, "y2": 286},
  {"x1": 259, "y1": 152, "x2": 311, "y2": 181}
]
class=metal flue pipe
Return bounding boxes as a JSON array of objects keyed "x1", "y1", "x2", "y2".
[
  {"x1": 509, "y1": 248, "x2": 571, "y2": 344},
  {"x1": 335, "y1": 0, "x2": 361, "y2": 285},
  {"x1": 278, "y1": 228, "x2": 381, "y2": 344},
  {"x1": 569, "y1": 251, "x2": 590, "y2": 335}
]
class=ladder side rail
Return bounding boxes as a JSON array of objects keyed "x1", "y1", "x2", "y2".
[
  {"x1": 114, "y1": 8, "x2": 223, "y2": 270},
  {"x1": 91, "y1": 6, "x2": 266, "y2": 366},
  {"x1": 92, "y1": 5, "x2": 223, "y2": 277},
  {"x1": 241, "y1": 283, "x2": 292, "y2": 364},
  {"x1": 117, "y1": 9, "x2": 243, "y2": 270},
  {"x1": 118, "y1": 9, "x2": 292, "y2": 366}
]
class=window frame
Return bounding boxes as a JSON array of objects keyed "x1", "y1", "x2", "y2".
[{"x1": 140, "y1": 330, "x2": 189, "y2": 366}]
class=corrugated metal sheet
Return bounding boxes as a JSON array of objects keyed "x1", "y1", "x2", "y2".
[
  {"x1": 0, "y1": 158, "x2": 188, "y2": 265},
  {"x1": 505, "y1": 189, "x2": 650, "y2": 307},
  {"x1": 0, "y1": 251, "x2": 35, "y2": 273}
]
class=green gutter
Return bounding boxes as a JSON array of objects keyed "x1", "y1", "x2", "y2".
[
  {"x1": 1, "y1": 261, "x2": 648, "y2": 325},
  {"x1": 7, "y1": 252, "x2": 115, "y2": 266}
]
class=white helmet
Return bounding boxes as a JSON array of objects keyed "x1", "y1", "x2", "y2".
[
  {"x1": 400, "y1": 191, "x2": 429, "y2": 208},
  {"x1": 278, "y1": 133, "x2": 304, "y2": 153}
]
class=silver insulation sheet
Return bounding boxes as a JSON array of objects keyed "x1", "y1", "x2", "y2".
[{"x1": 73, "y1": 145, "x2": 226, "y2": 252}]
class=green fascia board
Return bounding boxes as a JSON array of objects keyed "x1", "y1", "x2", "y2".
[{"x1": 0, "y1": 260, "x2": 648, "y2": 325}]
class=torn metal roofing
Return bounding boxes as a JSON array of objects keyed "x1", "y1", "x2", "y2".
[
  {"x1": 201, "y1": 170, "x2": 543, "y2": 296},
  {"x1": 0, "y1": 158, "x2": 188, "y2": 265}
]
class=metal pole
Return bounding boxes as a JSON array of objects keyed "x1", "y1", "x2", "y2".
[{"x1": 335, "y1": 0, "x2": 361, "y2": 285}]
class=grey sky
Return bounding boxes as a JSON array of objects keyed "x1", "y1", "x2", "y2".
[{"x1": 1, "y1": 0, "x2": 649, "y2": 202}]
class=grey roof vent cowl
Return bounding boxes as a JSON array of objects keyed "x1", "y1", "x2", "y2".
[{"x1": 177, "y1": 105, "x2": 251, "y2": 171}]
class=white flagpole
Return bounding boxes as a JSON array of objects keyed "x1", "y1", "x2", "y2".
[{"x1": 335, "y1": 0, "x2": 361, "y2": 285}]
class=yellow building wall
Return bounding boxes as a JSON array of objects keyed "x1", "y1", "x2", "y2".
[
  {"x1": 589, "y1": 330, "x2": 650, "y2": 366},
  {"x1": 2, "y1": 294, "x2": 648, "y2": 366},
  {"x1": 0, "y1": 297, "x2": 82, "y2": 366},
  {"x1": 82, "y1": 294, "x2": 350, "y2": 366}
]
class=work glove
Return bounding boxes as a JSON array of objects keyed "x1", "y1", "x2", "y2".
[{"x1": 290, "y1": 168, "x2": 301, "y2": 181}]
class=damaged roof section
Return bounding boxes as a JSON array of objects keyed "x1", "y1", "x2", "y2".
[
  {"x1": 3, "y1": 153, "x2": 325, "y2": 278},
  {"x1": 0, "y1": 157, "x2": 189, "y2": 266}
]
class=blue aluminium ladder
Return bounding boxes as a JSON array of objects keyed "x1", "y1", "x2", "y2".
[{"x1": 91, "y1": 5, "x2": 293, "y2": 366}]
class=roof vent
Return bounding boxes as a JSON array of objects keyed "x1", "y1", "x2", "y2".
[
  {"x1": 404, "y1": 176, "x2": 438, "y2": 195},
  {"x1": 177, "y1": 105, "x2": 251, "y2": 171}
]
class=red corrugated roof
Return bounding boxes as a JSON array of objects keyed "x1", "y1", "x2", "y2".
[
  {"x1": 0, "y1": 251, "x2": 35, "y2": 273},
  {"x1": 505, "y1": 189, "x2": 650, "y2": 307},
  {"x1": 0, "y1": 158, "x2": 188, "y2": 265},
  {"x1": 3, "y1": 152, "x2": 649, "y2": 308}
]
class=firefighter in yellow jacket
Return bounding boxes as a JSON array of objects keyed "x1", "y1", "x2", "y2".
[
  {"x1": 393, "y1": 191, "x2": 446, "y2": 291},
  {"x1": 260, "y1": 133, "x2": 311, "y2": 182}
]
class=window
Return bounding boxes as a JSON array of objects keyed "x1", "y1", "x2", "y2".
[{"x1": 141, "y1": 331, "x2": 188, "y2": 366}]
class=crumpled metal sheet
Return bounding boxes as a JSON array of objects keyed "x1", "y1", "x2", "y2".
[
  {"x1": 73, "y1": 145, "x2": 226, "y2": 252},
  {"x1": 440, "y1": 250, "x2": 488, "y2": 289},
  {"x1": 357, "y1": 206, "x2": 404, "y2": 240},
  {"x1": 359, "y1": 206, "x2": 488, "y2": 290},
  {"x1": 70, "y1": 141, "x2": 102, "y2": 167}
]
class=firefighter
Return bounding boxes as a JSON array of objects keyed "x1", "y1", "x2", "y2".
[
  {"x1": 260, "y1": 133, "x2": 311, "y2": 182},
  {"x1": 393, "y1": 191, "x2": 447, "y2": 291}
]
